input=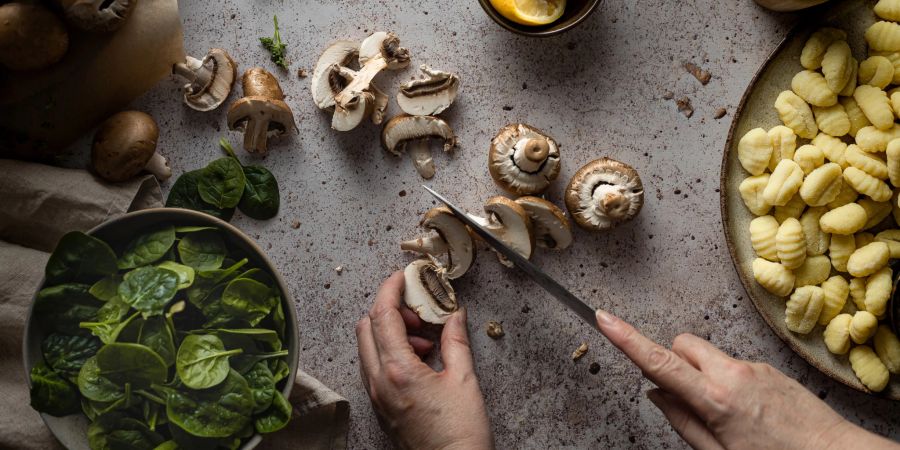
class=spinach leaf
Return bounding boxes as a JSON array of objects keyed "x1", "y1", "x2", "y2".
[
  {"x1": 90, "y1": 276, "x2": 122, "y2": 302},
  {"x1": 222, "y1": 278, "x2": 276, "y2": 326},
  {"x1": 81, "y1": 310, "x2": 139, "y2": 345},
  {"x1": 245, "y1": 362, "x2": 275, "y2": 414},
  {"x1": 88, "y1": 412, "x2": 165, "y2": 450},
  {"x1": 41, "y1": 333, "x2": 102, "y2": 383},
  {"x1": 153, "y1": 441, "x2": 178, "y2": 450},
  {"x1": 156, "y1": 261, "x2": 195, "y2": 289},
  {"x1": 177, "y1": 231, "x2": 226, "y2": 271},
  {"x1": 166, "y1": 170, "x2": 235, "y2": 221},
  {"x1": 269, "y1": 300, "x2": 286, "y2": 339},
  {"x1": 185, "y1": 258, "x2": 248, "y2": 307},
  {"x1": 34, "y1": 284, "x2": 102, "y2": 334},
  {"x1": 77, "y1": 356, "x2": 124, "y2": 402},
  {"x1": 207, "y1": 328, "x2": 281, "y2": 352},
  {"x1": 118, "y1": 226, "x2": 176, "y2": 269},
  {"x1": 118, "y1": 267, "x2": 179, "y2": 317},
  {"x1": 29, "y1": 362, "x2": 79, "y2": 417},
  {"x1": 239, "y1": 166, "x2": 280, "y2": 220},
  {"x1": 120, "y1": 317, "x2": 177, "y2": 367},
  {"x1": 45, "y1": 232, "x2": 118, "y2": 285},
  {"x1": 254, "y1": 391, "x2": 291, "y2": 434},
  {"x1": 174, "y1": 226, "x2": 217, "y2": 233},
  {"x1": 269, "y1": 358, "x2": 290, "y2": 383},
  {"x1": 96, "y1": 343, "x2": 168, "y2": 389},
  {"x1": 197, "y1": 158, "x2": 245, "y2": 209},
  {"x1": 231, "y1": 350, "x2": 289, "y2": 375},
  {"x1": 176, "y1": 334, "x2": 243, "y2": 389},
  {"x1": 163, "y1": 369, "x2": 253, "y2": 438},
  {"x1": 168, "y1": 422, "x2": 241, "y2": 450}
]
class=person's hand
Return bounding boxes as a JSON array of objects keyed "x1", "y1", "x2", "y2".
[
  {"x1": 356, "y1": 271, "x2": 494, "y2": 450},
  {"x1": 594, "y1": 309, "x2": 899, "y2": 450}
]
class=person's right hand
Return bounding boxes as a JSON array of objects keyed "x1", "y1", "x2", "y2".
[{"x1": 594, "y1": 309, "x2": 900, "y2": 450}]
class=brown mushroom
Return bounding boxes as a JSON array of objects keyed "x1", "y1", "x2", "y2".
[
  {"x1": 91, "y1": 111, "x2": 171, "y2": 182},
  {"x1": 0, "y1": 3, "x2": 68, "y2": 72},
  {"x1": 565, "y1": 158, "x2": 644, "y2": 231},
  {"x1": 57, "y1": 0, "x2": 135, "y2": 33},
  {"x1": 227, "y1": 68, "x2": 298, "y2": 154}
]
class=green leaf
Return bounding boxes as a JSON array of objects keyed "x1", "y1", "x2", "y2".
[
  {"x1": 168, "y1": 422, "x2": 240, "y2": 450},
  {"x1": 156, "y1": 261, "x2": 195, "y2": 289},
  {"x1": 45, "y1": 232, "x2": 118, "y2": 285},
  {"x1": 153, "y1": 441, "x2": 179, "y2": 450},
  {"x1": 254, "y1": 391, "x2": 291, "y2": 434},
  {"x1": 118, "y1": 226, "x2": 176, "y2": 269},
  {"x1": 239, "y1": 166, "x2": 280, "y2": 220},
  {"x1": 118, "y1": 267, "x2": 179, "y2": 317},
  {"x1": 163, "y1": 369, "x2": 254, "y2": 438},
  {"x1": 231, "y1": 349, "x2": 289, "y2": 375},
  {"x1": 222, "y1": 278, "x2": 276, "y2": 326},
  {"x1": 176, "y1": 334, "x2": 243, "y2": 389},
  {"x1": 185, "y1": 258, "x2": 249, "y2": 307},
  {"x1": 120, "y1": 317, "x2": 177, "y2": 367},
  {"x1": 96, "y1": 343, "x2": 168, "y2": 389},
  {"x1": 88, "y1": 412, "x2": 165, "y2": 450},
  {"x1": 41, "y1": 333, "x2": 101, "y2": 383},
  {"x1": 245, "y1": 361, "x2": 275, "y2": 414},
  {"x1": 269, "y1": 358, "x2": 290, "y2": 383},
  {"x1": 81, "y1": 309, "x2": 139, "y2": 345},
  {"x1": 177, "y1": 231, "x2": 226, "y2": 271},
  {"x1": 34, "y1": 284, "x2": 102, "y2": 334},
  {"x1": 166, "y1": 170, "x2": 235, "y2": 221},
  {"x1": 174, "y1": 226, "x2": 217, "y2": 233},
  {"x1": 90, "y1": 276, "x2": 123, "y2": 302},
  {"x1": 198, "y1": 158, "x2": 245, "y2": 209},
  {"x1": 29, "y1": 362, "x2": 79, "y2": 417},
  {"x1": 207, "y1": 328, "x2": 281, "y2": 352},
  {"x1": 259, "y1": 15, "x2": 287, "y2": 69}
]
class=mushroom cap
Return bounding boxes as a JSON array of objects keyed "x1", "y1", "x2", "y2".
[
  {"x1": 332, "y1": 91, "x2": 373, "y2": 131},
  {"x1": 0, "y1": 3, "x2": 68, "y2": 72},
  {"x1": 59, "y1": 0, "x2": 135, "y2": 33},
  {"x1": 421, "y1": 207, "x2": 475, "y2": 279},
  {"x1": 180, "y1": 48, "x2": 237, "y2": 111},
  {"x1": 397, "y1": 65, "x2": 460, "y2": 116},
  {"x1": 475, "y1": 196, "x2": 535, "y2": 264},
  {"x1": 565, "y1": 158, "x2": 644, "y2": 231},
  {"x1": 242, "y1": 67, "x2": 284, "y2": 100},
  {"x1": 359, "y1": 31, "x2": 410, "y2": 70},
  {"x1": 91, "y1": 111, "x2": 159, "y2": 182},
  {"x1": 226, "y1": 97, "x2": 297, "y2": 153},
  {"x1": 311, "y1": 40, "x2": 359, "y2": 110},
  {"x1": 516, "y1": 196, "x2": 573, "y2": 250},
  {"x1": 489, "y1": 124, "x2": 561, "y2": 196},
  {"x1": 381, "y1": 115, "x2": 457, "y2": 156},
  {"x1": 403, "y1": 259, "x2": 457, "y2": 325}
]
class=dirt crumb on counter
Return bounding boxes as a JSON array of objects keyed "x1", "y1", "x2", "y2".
[
  {"x1": 572, "y1": 342, "x2": 589, "y2": 361},
  {"x1": 486, "y1": 321, "x2": 505, "y2": 339},
  {"x1": 683, "y1": 62, "x2": 711, "y2": 85},
  {"x1": 676, "y1": 97, "x2": 694, "y2": 118},
  {"x1": 714, "y1": 108, "x2": 727, "y2": 119},
  {"x1": 589, "y1": 362, "x2": 601, "y2": 374},
  {"x1": 662, "y1": 91, "x2": 674, "y2": 100},
  {"x1": 291, "y1": 219, "x2": 301, "y2": 229},
  {"x1": 297, "y1": 68, "x2": 308, "y2": 78}
]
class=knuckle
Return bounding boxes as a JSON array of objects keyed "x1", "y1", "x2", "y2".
[
  {"x1": 672, "y1": 333, "x2": 693, "y2": 351},
  {"x1": 383, "y1": 362, "x2": 412, "y2": 389},
  {"x1": 369, "y1": 304, "x2": 392, "y2": 321},
  {"x1": 645, "y1": 346, "x2": 678, "y2": 373}
]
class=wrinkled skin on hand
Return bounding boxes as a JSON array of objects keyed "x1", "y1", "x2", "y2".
[{"x1": 356, "y1": 272, "x2": 494, "y2": 450}]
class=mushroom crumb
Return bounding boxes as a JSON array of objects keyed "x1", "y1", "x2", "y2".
[
  {"x1": 589, "y1": 362, "x2": 601, "y2": 375},
  {"x1": 486, "y1": 321, "x2": 505, "y2": 339},
  {"x1": 297, "y1": 68, "x2": 308, "y2": 78},
  {"x1": 572, "y1": 343, "x2": 589, "y2": 361},
  {"x1": 335, "y1": 266, "x2": 343, "y2": 275},
  {"x1": 683, "y1": 62, "x2": 712, "y2": 85},
  {"x1": 714, "y1": 108, "x2": 727, "y2": 119},
  {"x1": 291, "y1": 220, "x2": 301, "y2": 229},
  {"x1": 676, "y1": 97, "x2": 694, "y2": 118},
  {"x1": 662, "y1": 91, "x2": 674, "y2": 100}
]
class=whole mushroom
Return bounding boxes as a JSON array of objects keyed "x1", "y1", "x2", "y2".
[
  {"x1": 227, "y1": 68, "x2": 298, "y2": 154},
  {"x1": 565, "y1": 158, "x2": 644, "y2": 231},
  {"x1": 401, "y1": 207, "x2": 475, "y2": 279},
  {"x1": 0, "y1": 3, "x2": 68, "y2": 72},
  {"x1": 381, "y1": 115, "x2": 457, "y2": 179},
  {"x1": 57, "y1": 0, "x2": 135, "y2": 33},
  {"x1": 91, "y1": 111, "x2": 171, "y2": 182},
  {"x1": 172, "y1": 48, "x2": 237, "y2": 111},
  {"x1": 489, "y1": 124, "x2": 561, "y2": 196},
  {"x1": 403, "y1": 259, "x2": 458, "y2": 325}
]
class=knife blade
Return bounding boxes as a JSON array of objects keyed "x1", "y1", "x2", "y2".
[{"x1": 422, "y1": 185, "x2": 598, "y2": 329}]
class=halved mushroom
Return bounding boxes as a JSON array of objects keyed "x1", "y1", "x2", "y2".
[
  {"x1": 91, "y1": 111, "x2": 171, "y2": 182},
  {"x1": 401, "y1": 207, "x2": 475, "y2": 279},
  {"x1": 334, "y1": 31, "x2": 410, "y2": 111},
  {"x1": 404, "y1": 259, "x2": 458, "y2": 325},
  {"x1": 227, "y1": 68, "x2": 298, "y2": 154},
  {"x1": 397, "y1": 65, "x2": 460, "y2": 116},
  {"x1": 57, "y1": 0, "x2": 135, "y2": 33},
  {"x1": 565, "y1": 158, "x2": 644, "y2": 231},
  {"x1": 0, "y1": 3, "x2": 68, "y2": 72},
  {"x1": 382, "y1": 115, "x2": 456, "y2": 179},
  {"x1": 489, "y1": 124, "x2": 561, "y2": 196},
  {"x1": 469, "y1": 196, "x2": 534, "y2": 267},
  {"x1": 172, "y1": 48, "x2": 237, "y2": 111},
  {"x1": 370, "y1": 84, "x2": 389, "y2": 125},
  {"x1": 311, "y1": 40, "x2": 359, "y2": 110},
  {"x1": 515, "y1": 197, "x2": 573, "y2": 250}
]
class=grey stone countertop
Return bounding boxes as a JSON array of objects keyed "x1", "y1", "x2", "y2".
[{"x1": 69, "y1": 0, "x2": 899, "y2": 448}]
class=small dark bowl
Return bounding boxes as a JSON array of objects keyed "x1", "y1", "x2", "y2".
[{"x1": 478, "y1": 0, "x2": 602, "y2": 37}]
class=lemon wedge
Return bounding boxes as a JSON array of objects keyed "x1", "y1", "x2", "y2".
[{"x1": 489, "y1": 0, "x2": 566, "y2": 26}]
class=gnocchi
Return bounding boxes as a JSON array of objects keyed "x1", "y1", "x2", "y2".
[
  {"x1": 841, "y1": 57, "x2": 860, "y2": 97},
  {"x1": 794, "y1": 255, "x2": 831, "y2": 287},
  {"x1": 801, "y1": 28, "x2": 848, "y2": 69},
  {"x1": 854, "y1": 124, "x2": 900, "y2": 152},
  {"x1": 822, "y1": 40, "x2": 854, "y2": 92},
  {"x1": 819, "y1": 203, "x2": 867, "y2": 235},
  {"x1": 785, "y1": 286, "x2": 825, "y2": 334},
  {"x1": 792, "y1": 144, "x2": 825, "y2": 175},
  {"x1": 874, "y1": 229, "x2": 900, "y2": 257},
  {"x1": 739, "y1": 174, "x2": 773, "y2": 215},
  {"x1": 865, "y1": 266, "x2": 892, "y2": 317},
  {"x1": 819, "y1": 276, "x2": 849, "y2": 326},
  {"x1": 812, "y1": 134, "x2": 849, "y2": 168},
  {"x1": 849, "y1": 345, "x2": 890, "y2": 392},
  {"x1": 799, "y1": 207, "x2": 830, "y2": 255},
  {"x1": 847, "y1": 242, "x2": 891, "y2": 277},
  {"x1": 856, "y1": 232, "x2": 876, "y2": 248},
  {"x1": 845, "y1": 145, "x2": 889, "y2": 179},
  {"x1": 763, "y1": 160, "x2": 805, "y2": 206},
  {"x1": 752, "y1": 258, "x2": 795, "y2": 297},
  {"x1": 850, "y1": 277, "x2": 868, "y2": 311},
  {"x1": 792, "y1": 70, "x2": 838, "y2": 107},
  {"x1": 774, "y1": 193, "x2": 806, "y2": 223},
  {"x1": 870, "y1": 50, "x2": 900, "y2": 84},
  {"x1": 799, "y1": 163, "x2": 842, "y2": 206},
  {"x1": 875, "y1": 0, "x2": 900, "y2": 21},
  {"x1": 826, "y1": 182, "x2": 858, "y2": 209},
  {"x1": 858, "y1": 55, "x2": 894, "y2": 88},
  {"x1": 776, "y1": 218, "x2": 807, "y2": 269},
  {"x1": 812, "y1": 104, "x2": 851, "y2": 137},
  {"x1": 768, "y1": 126, "x2": 797, "y2": 171},
  {"x1": 738, "y1": 128, "x2": 773, "y2": 176},
  {"x1": 840, "y1": 97, "x2": 870, "y2": 137},
  {"x1": 853, "y1": 85, "x2": 894, "y2": 130},
  {"x1": 874, "y1": 325, "x2": 900, "y2": 374},
  {"x1": 866, "y1": 21, "x2": 900, "y2": 52},
  {"x1": 858, "y1": 198, "x2": 892, "y2": 229},
  {"x1": 749, "y1": 216, "x2": 780, "y2": 261},
  {"x1": 885, "y1": 138, "x2": 900, "y2": 185},
  {"x1": 775, "y1": 90, "x2": 818, "y2": 139},
  {"x1": 829, "y1": 234, "x2": 856, "y2": 272},
  {"x1": 824, "y1": 313, "x2": 853, "y2": 354},
  {"x1": 842, "y1": 166, "x2": 892, "y2": 202},
  {"x1": 850, "y1": 310, "x2": 880, "y2": 343}
]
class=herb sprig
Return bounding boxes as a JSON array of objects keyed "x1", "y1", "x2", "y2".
[{"x1": 259, "y1": 15, "x2": 288, "y2": 69}]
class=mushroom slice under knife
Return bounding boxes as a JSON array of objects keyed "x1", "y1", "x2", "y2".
[
  {"x1": 404, "y1": 259, "x2": 458, "y2": 325},
  {"x1": 469, "y1": 196, "x2": 535, "y2": 267},
  {"x1": 515, "y1": 196, "x2": 573, "y2": 250},
  {"x1": 397, "y1": 65, "x2": 460, "y2": 116},
  {"x1": 311, "y1": 40, "x2": 359, "y2": 110},
  {"x1": 401, "y1": 207, "x2": 475, "y2": 279},
  {"x1": 565, "y1": 157, "x2": 644, "y2": 231},
  {"x1": 489, "y1": 124, "x2": 561, "y2": 196},
  {"x1": 172, "y1": 48, "x2": 237, "y2": 111},
  {"x1": 382, "y1": 115, "x2": 457, "y2": 179}
]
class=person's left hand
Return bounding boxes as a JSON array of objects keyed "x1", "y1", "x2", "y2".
[{"x1": 356, "y1": 271, "x2": 495, "y2": 450}]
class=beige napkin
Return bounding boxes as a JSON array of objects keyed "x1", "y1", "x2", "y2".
[{"x1": 0, "y1": 160, "x2": 348, "y2": 449}]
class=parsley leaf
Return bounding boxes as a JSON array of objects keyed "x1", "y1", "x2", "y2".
[{"x1": 259, "y1": 15, "x2": 287, "y2": 69}]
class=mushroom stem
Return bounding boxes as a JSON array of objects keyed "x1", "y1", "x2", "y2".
[
  {"x1": 598, "y1": 189, "x2": 630, "y2": 220},
  {"x1": 408, "y1": 139, "x2": 436, "y2": 179},
  {"x1": 144, "y1": 152, "x2": 172, "y2": 181},
  {"x1": 370, "y1": 84, "x2": 389, "y2": 125},
  {"x1": 244, "y1": 116, "x2": 271, "y2": 154},
  {"x1": 334, "y1": 58, "x2": 388, "y2": 109},
  {"x1": 172, "y1": 56, "x2": 201, "y2": 80},
  {"x1": 400, "y1": 235, "x2": 449, "y2": 255},
  {"x1": 513, "y1": 138, "x2": 550, "y2": 172}
]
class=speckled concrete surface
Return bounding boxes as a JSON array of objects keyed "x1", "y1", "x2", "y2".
[{"x1": 61, "y1": 0, "x2": 898, "y2": 448}]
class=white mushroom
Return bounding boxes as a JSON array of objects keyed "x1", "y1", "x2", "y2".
[
  {"x1": 515, "y1": 196, "x2": 573, "y2": 250},
  {"x1": 311, "y1": 40, "x2": 358, "y2": 110},
  {"x1": 172, "y1": 48, "x2": 237, "y2": 111},
  {"x1": 381, "y1": 115, "x2": 457, "y2": 179},
  {"x1": 489, "y1": 124, "x2": 561, "y2": 196},
  {"x1": 397, "y1": 65, "x2": 460, "y2": 116},
  {"x1": 565, "y1": 158, "x2": 644, "y2": 231},
  {"x1": 469, "y1": 196, "x2": 534, "y2": 267},
  {"x1": 401, "y1": 207, "x2": 475, "y2": 279},
  {"x1": 334, "y1": 31, "x2": 410, "y2": 111},
  {"x1": 370, "y1": 84, "x2": 389, "y2": 125},
  {"x1": 403, "y1": 259, "x2": 457, "y2": 325}
]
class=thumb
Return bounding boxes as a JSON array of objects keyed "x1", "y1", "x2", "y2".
[{"x1": 440, "y1": 307, "x2": 474, "y2": 375}]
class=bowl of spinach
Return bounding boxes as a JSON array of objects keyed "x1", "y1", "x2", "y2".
[{"x1": 23, "y1": 208, "x2": 299, "y2": 450}]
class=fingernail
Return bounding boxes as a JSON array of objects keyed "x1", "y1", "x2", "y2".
[{"x1": 595, "y1": 309, "x2": 616, "y2": 327}]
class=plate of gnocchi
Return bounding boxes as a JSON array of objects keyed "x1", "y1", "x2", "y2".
[{"x1": 722, "y1": 0, "x2": 900, "y2": 399}]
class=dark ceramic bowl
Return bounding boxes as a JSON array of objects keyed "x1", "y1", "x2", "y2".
[
  {"x1": 478, "y1": 0, "x2": 602, "y2": 37},
  {"x1": 22, "y1": 208, "x2": 301, "y2": 449}
]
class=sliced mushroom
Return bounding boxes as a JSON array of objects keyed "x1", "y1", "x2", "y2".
[
  {"x1": 515, "y1": 197, "x2": 573, "y2": 250},
  {"x1": 226, "y1": 68, "x2": 298, "y2": 154},
  {"x1": 401, "y1": 207, "x2": 475, "y2": 279},
  {"x1": 469, "y1": 196, "x2": 534, "y2": 267},
  {"x1": 489, "y1": 124, "x2": 561, "y2": 196},
  {"x1": 0, "y1": 3, "x2": 68, "y2": 72},
  {"x1": 382, "y1": 115, "x2": 457, "y2": 179},
  {"x1": 311, "y1": 40, "x2": 359, "y2": 110},
  {"x1": 91, "y1": 111, "x2": 171, "y2": 182},
  {"x1": 334, "y1": 31, "x2": 410, "y2": 111},
  {"x1": 57, "y1": 0, "x2": 135, "y2": 33},
  {"x1": 404, "y1": 259, "x2": 458, "y2": 325},
  {"x1": 565, "y1": 158, "x2": 644, "y2": 231},
  {"x1": 172, "y1": 49, "x2": 237, "y2": 111},
  {"x1": 370, "y1": 84, "x2": 389, "y2": 125},
  {"x1": 397, "y1": 65, "x2": 460, "y2": 116}
]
